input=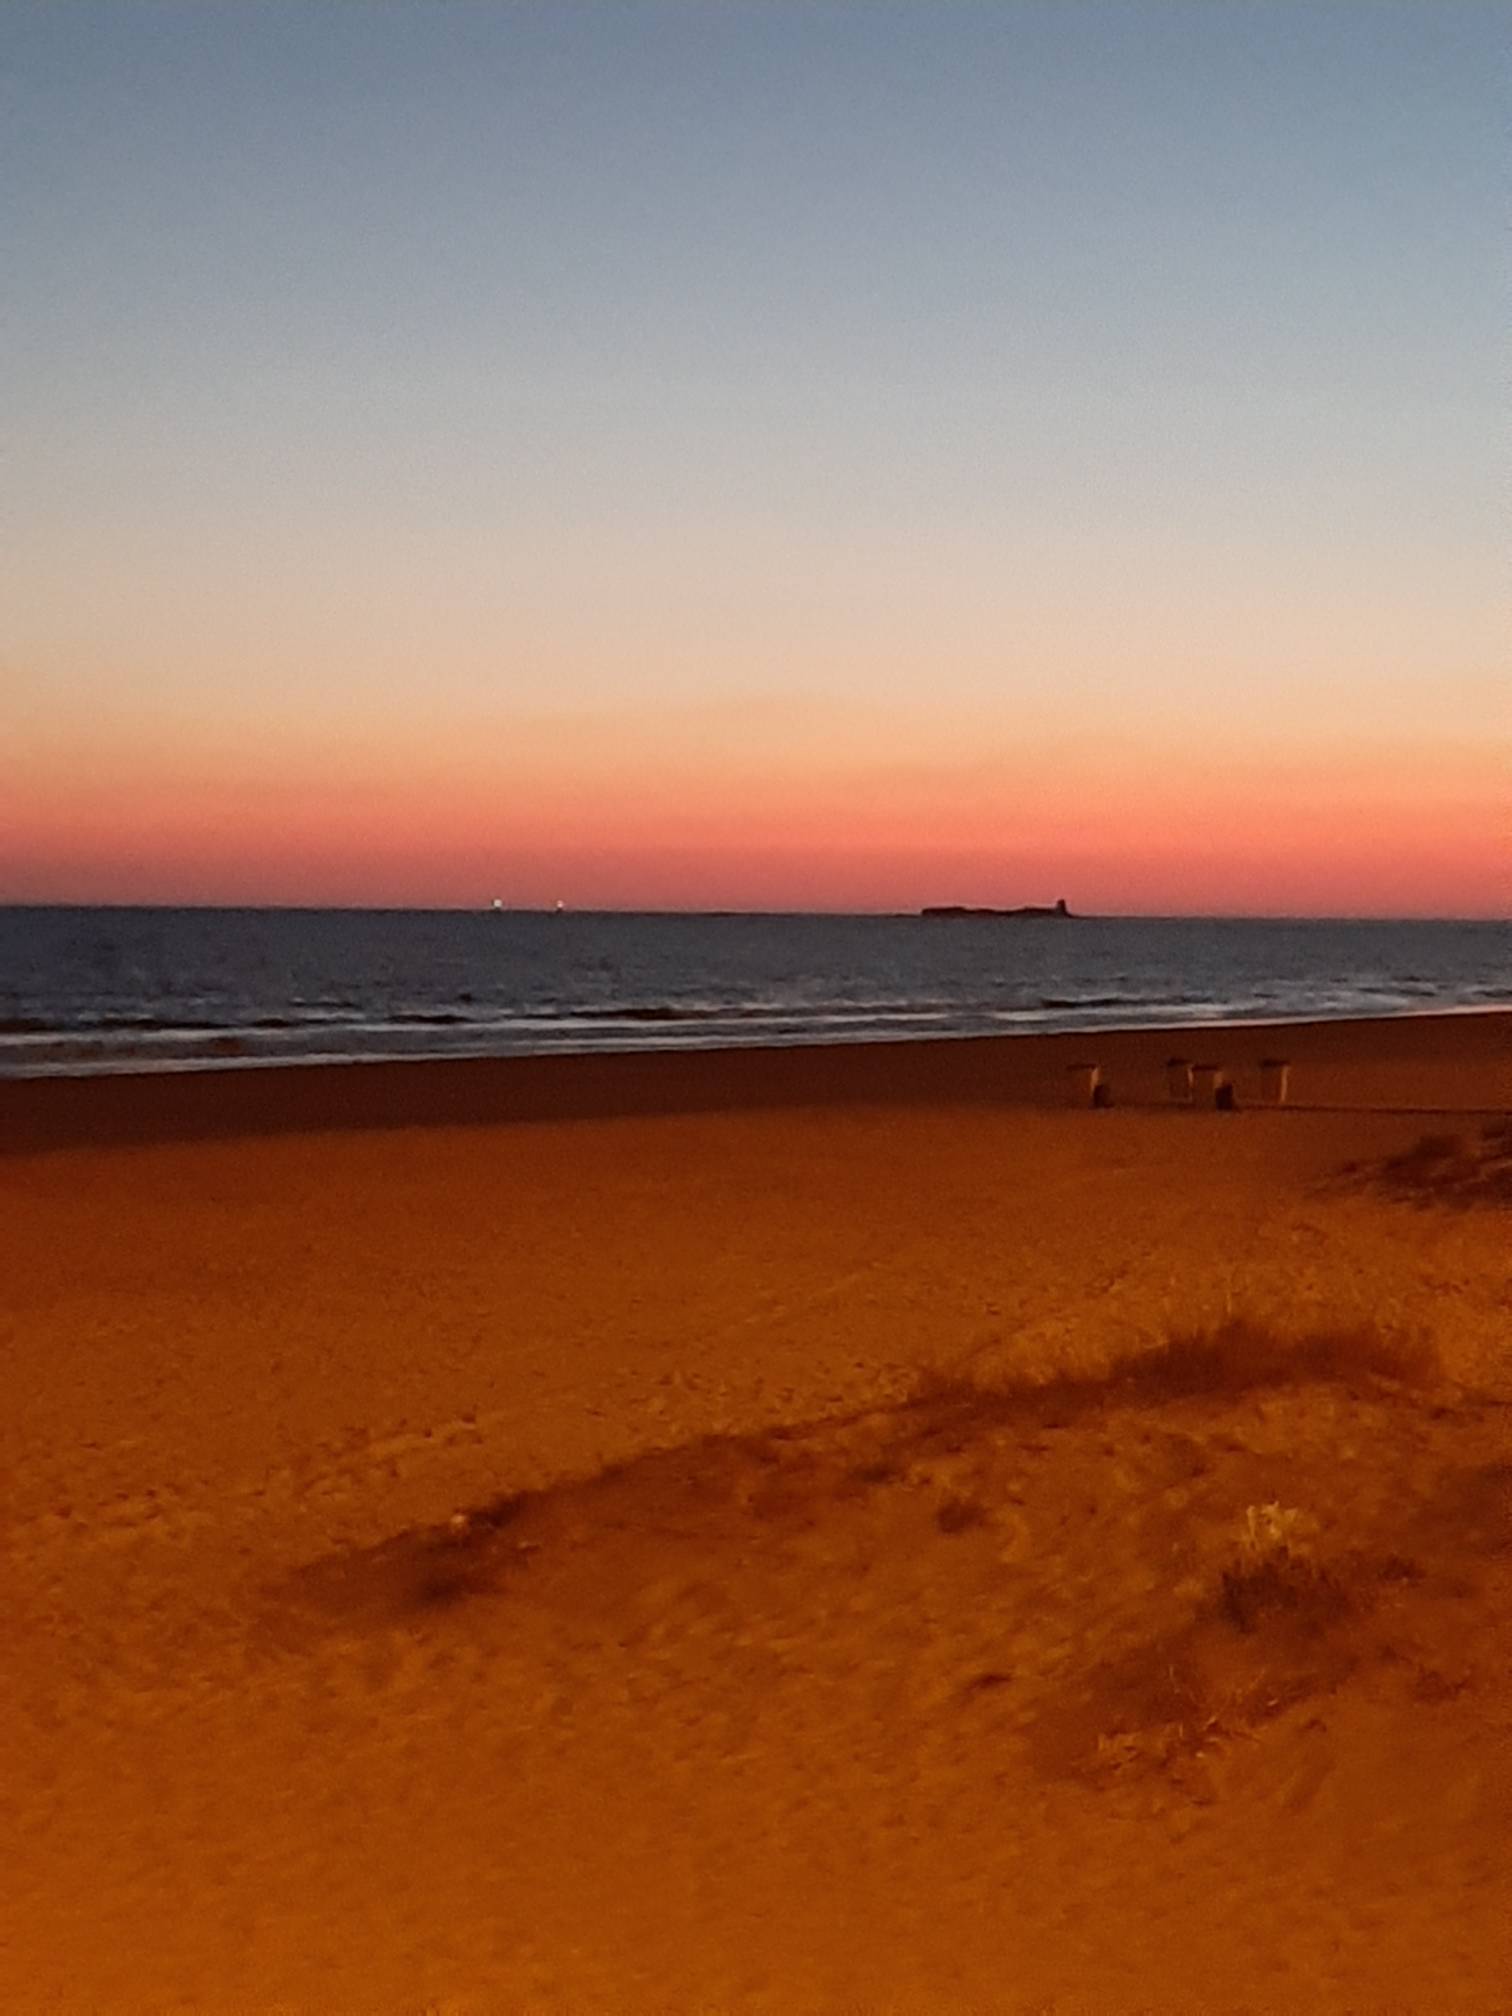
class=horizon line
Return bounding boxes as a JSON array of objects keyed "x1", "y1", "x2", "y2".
[{"x1": 2, "y1": 902, "x2": 1507, "y2": 925}]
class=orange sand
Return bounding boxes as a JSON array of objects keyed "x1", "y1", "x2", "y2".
[{"x1": 2, "y1": 1014, "x2": 1509, "y2": 2012}]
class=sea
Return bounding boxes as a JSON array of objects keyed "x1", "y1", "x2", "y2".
[{"x1": 1, "y1": 907, "x2": 1507, "y2": 1079}]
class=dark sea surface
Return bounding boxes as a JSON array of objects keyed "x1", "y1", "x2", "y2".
[{"x1": 0, "y1": 908, "x2": 1507, "y2": 1078}]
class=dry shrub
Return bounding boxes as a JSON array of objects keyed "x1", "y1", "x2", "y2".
[
  {"x1": 1360, "y1": 1126, "x2": 1512, "y2": 1210},
  {"x1": 906, "y1": 1319, "x2": 1437, "y2": 1436},
  {"x1": 281, "y1": 1319, "x2": 1439, "y2": 1651},
  {"x1": 1118, "y1": 1319, "x2": 1440, "y2": 1398},
  {"x1": 1219, "y1": 1553, "x2": 1349, "y2": 1636},
  {"x1": 1038, "y1": 1497, "x2": 1373, "y2": 1780}
]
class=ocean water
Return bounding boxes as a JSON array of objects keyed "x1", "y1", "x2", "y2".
[{"x1": 0, "y1": 908, "x2": 1507, "y2": 1078}]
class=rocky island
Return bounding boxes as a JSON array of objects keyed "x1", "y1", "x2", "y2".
[{"x1": 920, "y1": 897, "x2": 1074, "y2": 918}]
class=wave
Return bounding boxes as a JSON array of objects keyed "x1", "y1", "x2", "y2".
[
  {"x1": 558, "y1": 1001, "x2": 804, "y2": 1024},
  {"x1": 3, "y1": 919, "x2": 1507, "y2": 1081},
  {"x1": 1037, "y1": 992, "x2": 1198, "y2": 1011},
  {"x1": 576, "y1": 1004, "x2": 693, "y2": 1024},
  {"x1": 2, "y1": 983, "x2": 1494, "y2": 1053}
]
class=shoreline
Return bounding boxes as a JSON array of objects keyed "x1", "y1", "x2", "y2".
[
  {"x1": 4, "y1": 993, "x2": 1508, "y2": 1078},
  {"x1": 3, "y1": 1006, "x2": 1506, "y2": 1154}
]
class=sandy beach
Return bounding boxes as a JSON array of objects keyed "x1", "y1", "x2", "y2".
[{"x1": 3, "y1": 1012, "x2": 1509, "y2": 2011}]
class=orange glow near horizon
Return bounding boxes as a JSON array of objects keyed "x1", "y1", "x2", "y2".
[{"x1": 7, "y1": 691, "x2": 1506, "y2": 916}]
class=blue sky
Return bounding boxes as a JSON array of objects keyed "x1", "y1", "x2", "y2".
[{"x1": 7, "y1": 2, "x2": 1506, "y2": 909}]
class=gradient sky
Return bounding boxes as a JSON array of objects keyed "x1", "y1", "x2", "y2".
[{"x1": 6, "y1": 0, "x2": 1506, "y2": 913}]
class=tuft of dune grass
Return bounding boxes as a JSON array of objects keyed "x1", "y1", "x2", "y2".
[
  {"x1": 1119, "y1": 1319, "x2": 1440, "y2": 1397},
  {"x1": 908, "y1": 1319, "x2": 1439, "y2": 1431},
  {"x1": 1354, "y1": 1123, "x2": 1512, "y2": 1210},
  {"x1": 279, "y1": 1319, "x2": 1441, "y2": 1644}
]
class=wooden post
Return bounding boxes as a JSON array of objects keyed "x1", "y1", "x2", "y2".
[
  {"x1": 1067, "y1": 1063, "x2": 1109, "y2": 1108},
  {"x1": 1191, "y1": 1064, "x2": 1232, "y2": 1110},
  {"x1": 1165, "y1": 1057, "x2": 1193, "y2": 1103},
  {"x1": 1260, "y1": 1058, "x2": 1291, "y2": 1106}
]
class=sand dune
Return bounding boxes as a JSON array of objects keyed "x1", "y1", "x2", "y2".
[{"x1": 2, "y1": 1018, "x2": 1509, "y2": 2010}]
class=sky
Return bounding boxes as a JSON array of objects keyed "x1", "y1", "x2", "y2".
[{"x1": 6, "y1": 0, "x2": 1506, "y2": 914}]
